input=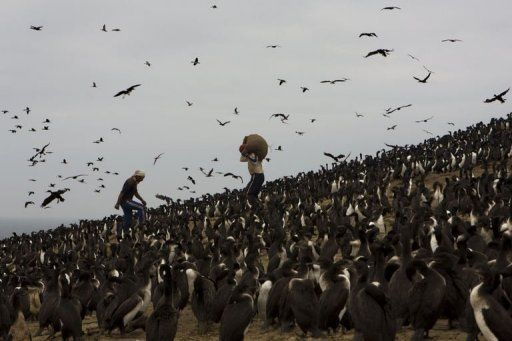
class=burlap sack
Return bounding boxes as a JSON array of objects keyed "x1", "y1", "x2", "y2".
[{"x1": 242, "y1": 134, "x2": 268, "y2": 160}]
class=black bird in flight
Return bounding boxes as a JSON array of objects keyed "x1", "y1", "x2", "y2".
[
  {"x1": 266, "y1": 45, "x2": 281, "y2": 48},
  {"x1": 25, "y1": 201, "x2": 35, "y2": 208},
  {"x1": 24, "y1": 107, "x2": 30, "y2": 114},
  {"x1": 448, "y1": 122, "x2": 455, "y2": 126},
  {"x1": 1, "y1": 110, "x2": 8, "y2": 114},
  {"x1": 64, "y1": 174, "x2": 87, "y2": 180},
  {"x1": 8, "y1": 129, "x2": 16, "y2": 134},
  {"x1": 269, "y1": 113, "x2": 290, "y2": 122},
  {"x1": 111, "y1": 28, "x2": 121, "y2": 32},
  {"x1": 387, "y1": 125, "x2": 397, "y2": 130},
  {"x1": 413, "y1": 71, "x2": 432, "y2": 83},
  {"x1": 187, "y1": 176, "x2": 196, "y2": 184},
  {"x1": 182, "y1": 167, "x2": 189, "y2": 171},
  {"x1": 211, "y1": 5, "x2": 218, "y2": 9},
  {"x1": 43, "y1": 118, "x2": 51, "y2": 123},
  {"x1": 408, "y1": 54, "x2": 420, "y2": 61},
  {"x1": 365, "y1": 49, "x2": 393, "y2": 58},
  {"x1": 28, "y1": 191, "x2": 35, "y2": 196},
  {"x1": 275, "y1": 146, "x2": 283, "y2": 151},
  {"x1": 111, "y1": 128, "x2": 121, "y2": 134},
  {"x1": 233, "y1": 107, "x2": 239, "y2": 115},
  {"x1": 61, "y1": 159, "x2": 68, "y2": 165},
  {"x1": 145, "y1": 61, "x2": 151, "y2": 67},
  {"x1": 153, "y1": 153, "x2": 164, "y2": 165},
  {"x1": 355, "y1": 112, "x2": 364, "y2": 118},
  {"x1": 94, "y1": 189, "x2": 101, "y2": 193},
  {"x1": 42, "y1": 126, "x2": 49, "y2": 130},
  {"x1": 484, "y1": 88, "x2": 509, "y2": 104},
  {"x1": 216, "y1": 119, "x2": 230, "y2": 126},
  {"x1": 30, "y1": 26, "x2": 43, "y2": 31},
  {"x1": 200, "y1": 167, "x2": 214, "y2": 177},
  {"x1": 423, "y1": 129, "x2": 434, "y2": 135},
  {"x1": 300, "y1": 87, "x2": 310, "y2": 93},
  {"x1": 310, "y1": 119, "x2": 317, "y2": 123},
  {"x1": 87, "y1": 162, "x2": 94, "y2": 166},
  {"x1": 381, "y1": 6, "x2": 401, "y2": 10},
  {"x1": 41, "y1": 189, "x2": 69, "y2": 207},
  {"x1": 101, "y1": 24, "x2": 107, "y2": 32},
  {"x1": 295, "y1": 131, "x2": 305, "y2": 136},
  {"x1": 212, "y1": 157, "x2": 219, "y2": 162},
  {"x1": 359, "y1": 32, "x2": 377, "y2": 38},
  {"x1": 186, "y1": 101, "x2": 193, "y2": 107},
  {"x1": 277, "y1": 79, "x2": 287, "y2": 85},
  {"x1": 324, "y1": 152, "x2": 346, "y2": 162},
  {"x1": 191, "y1": 57, "x2": 200, "y2": 66},
  {"x1": 93, "y1": 137, "x2": 104, "y2": 144},
  {"x1": 97, "y1": 157, "x2": 104, "y2": 162},
  {"x1": 114, "y1": 84, "x2": 141, "y2": 98},
  {"x1": 320, "y1": 79, "x2": 349, "y2": 84},
  {"x1": 92, "y1": 82, "x2": 97, "y2": 88},
  {"x1": 386, "y1": 104, "x2": 412, "y2": 114},
  {"x1": 442, "y1": 38, "x2": 462, "y2": 43},
  {"x1": 224, "y1": 172, "x2": 243, "y2": 183},
  {"x1": 415, "y1": 116, "x2": 434, "y2": 123}
]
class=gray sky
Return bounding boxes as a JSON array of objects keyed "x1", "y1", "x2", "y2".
[{"x1": 1, "y1": 0, "x2": 511, "y2": 223}]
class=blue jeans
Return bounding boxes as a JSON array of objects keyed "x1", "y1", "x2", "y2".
[{"x1": 120, "y1": 200, "x2": 146, "y2": 234}]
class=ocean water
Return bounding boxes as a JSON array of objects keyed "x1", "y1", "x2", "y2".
[{"x1": 0, "y1": 217, "x2": 77, "y2": 239}]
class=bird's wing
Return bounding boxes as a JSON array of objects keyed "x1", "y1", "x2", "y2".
[
  {"x1": 499, "y1": 88, "x2": 510, "y2": 97},
  {"x1": 424, "y1": 72, "x2": 432, "y2": 81},
  {"x1": 413, "y1": 77, "x2": 421, "y2": 82},
  {"x1": 113, "y1": 90, "x2": 125, "y2": 97}
]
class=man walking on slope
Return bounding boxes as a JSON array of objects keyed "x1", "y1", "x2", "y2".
[{"x1": 115, "y1": 170, "x2": 147, "y2": 236}]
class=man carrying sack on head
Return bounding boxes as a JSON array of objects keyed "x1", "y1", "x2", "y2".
[{"x1": 239, "y1": 134, "x2": 267, "y2": 205}]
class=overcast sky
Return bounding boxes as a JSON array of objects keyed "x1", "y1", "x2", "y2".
[{"x1": 1, "y1": 0, "x2": 511, "y2": 225}]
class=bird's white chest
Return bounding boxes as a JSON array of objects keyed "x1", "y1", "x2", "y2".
[{"x1": 470, "y1": 285, "x2": 498, "y2": 341}]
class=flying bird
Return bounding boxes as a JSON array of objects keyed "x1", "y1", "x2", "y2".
[
  {"x1": 187, "y1": 176, "x2": 196, "y2": 184},
  {"x1": 191, "y1": 57, "x2": 200, "y2": 66},
  {"x1": 277, "y1": 79, "x2": 287, "y2": 85},
  {"x1": 30, "y1": 26, "x2": 43, "y2": 31},
  {"x1": 28, "y1": 191, "x2": 34, "y2": 196},
  {"x1": 365, "y1": 49, "x2": 393, "y2": 58},
  {"x1": 200, "y1": 167, "x2": 214, "y2": 177},
  {"x1": 114, "y1": 84, "x2": 141, "y2": 98},
  {"x1": 216, "y1": 119, "x2": 231, "y2": 126},
  {"x1": 186, "y1": 101, "x2": 193, "y2": 107},
  {"x1": 413, "y1": 71, "x2": 432, "y2": 83},
  {"x1": 324, "y1": 152, "x2": 346, "y2": 162},
  {"x1": 275, "y1": 146, "x2": 283, "y2": 151},
  {"x1": 415, "y1": 116, "x2": 434, "y2": 123},
  {"x1": 101, "y1": 24, "x2": 107, "y2": 32},
  {"x1": 447, "y1": 122, "x2": 455, "y2": 126},
  {"x1": 442, "y1": 38, "x2": 462, "y2": 43},
  {"x1": 63, "y1": 174, "x2": 87, "y2": 180},
  {"x1": 310, "y1": 119, "x2": 317, "y2": 123},
  {"x1": 355, "y1": 112, "x2": 364, "y2": 118},
  {"x1": 25, "y1": 201, "x2": 35, "y2": 208},
  {"x1": 423, "y1": 129, "x2": 434, "y2": 135},
  {"x1": 224, "y1": 172, "x2": 243, "y2": 183},
  {"x1": 484, "y1": 88, "x2": 509, "y2": 104},
  {"x1": 269, "y1": 113, "x2": 290, "y2": 122},
  {"x1": 320, "y1": 79, "x2": 349, "y2": 84},
  {"x1": 145, "y1": 61, "x2": 151, "y2": 67},
  {"x1": 266, "y1": 45, "x2": 281, "y2": 48},
  {"x1": 381, "y1": 6, "x2": 401, "y2": 10},
  {"x1": 41, "y1": 189, "x2": 69, "y2": 207},
  {"x1": 233, "y1": 107, "x2": 239, "y2": 115},
  {"x1": 153, "y1": 153, "x2": 165, "y2": 165},
  {"x1": 386, "y1": 104, "x2": 412, "y2": 114},
  {"x1": 300, "y1": 87, "x2": 310, "y2": 93},
  {"x1": 408, "y1": 54, "x2": 420, "y2": 61},
  {"x1": 92, "y1": 82, "x2": 97, "y2": 88},
  {"x1": 359, "y1": 33, "x2": 378, "y2": 38},
  {"x1": 387, "y1": 125, "x2": 397, "y2": 130},
  {"x1": 111, "y1": 128, "x2": 121, "y2": 133},
  {"x1": 111, "y1": 28, "x2": 121, "y2": 32},
  {"x1": 24, "y1": 107, "x2": 30, "y2": 115},
  {"x1": 295, "y1": 131, "x2": 305, "y2": 136}
]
